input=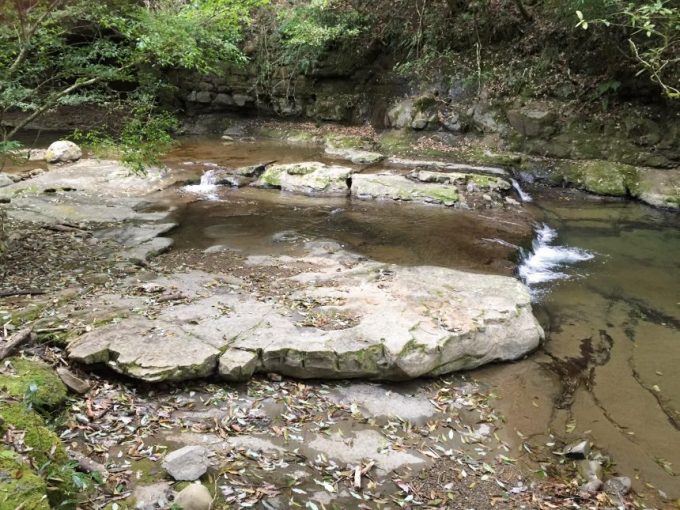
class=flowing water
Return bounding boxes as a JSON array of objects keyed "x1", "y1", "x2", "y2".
[{"x1": 163, "y1": 138, "x2": 680, "y2": 502}]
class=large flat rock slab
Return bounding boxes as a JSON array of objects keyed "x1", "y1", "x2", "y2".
[
  {"x1": 351, "y1": 171, "x2": 513, "y2": 208},
  {"x1": 67, "y1": 243, "x2": 543, "y2": 382},
  {"x1": 254, "y1": 162, "x2": 352, "y2": 196}
]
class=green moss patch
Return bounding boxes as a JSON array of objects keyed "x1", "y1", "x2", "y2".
[
  {"x1": 0, "y1": 448, "x2": 50, "y2": 510},
  {"x1": 0, "y1": 358, "x2": 67, "y2": 411}
]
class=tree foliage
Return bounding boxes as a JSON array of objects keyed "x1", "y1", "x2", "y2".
[{"x1": 0, "y1": 0, "x2": 267, "y2": 169}]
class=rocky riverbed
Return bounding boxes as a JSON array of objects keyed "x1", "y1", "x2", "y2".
[{"x1": 0, "y1": 150, "x2": 663, "y2": 509}]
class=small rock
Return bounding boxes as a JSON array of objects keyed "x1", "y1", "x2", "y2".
[
  {"x1": 162, "y1": 446, "x2": 209, "y2": 481},
  {"x1": 28, "y1": 148, "x2": 47, "y2": 161},
  {"x1": 68, "y1": 450, "x2": 108, "y2": 477},
  {"x1": 603, "y1": 476, "x2": 632, "y2": 497},
  {"x1": 0, "y1": 173, "x2": 14, "y2": 188},
  {"x1": 564, "y1": 439, "x2": 590, "y2": 459},
  {"x1": 580, "y1": 478, "x2": 603, "y2": 495},
  {"x1": 221, "y1": 135, "x2": 234, "y2": 142},
  {"x1": 134, "y1": 482, "x2": 173, "y2": 510},
  {"x1": 173, "y1": 483, "x2": 212, "y2": 510},
  {"x1": 56, "y1": 367, "x2": 91, "y2": 394},
  {"x1": 45, "y1": 140, "x2": 82, "y2": 164},
  {"x1": 138, "y1": 282, "x2": 166, "y2": 294},
  {"x1": 577, "y1": 459, "x2": 603, "y2": 482}
]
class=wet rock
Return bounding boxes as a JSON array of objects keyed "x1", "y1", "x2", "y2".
[
  {"x1": 45, "y1": 140, "x2": 82, "y2": 164},
  {"x1": 271, "y1": 230, "x2": 304, "y2": 243},
  {"x1": 162, "y1": 445, "x2": 210, "y2": 481},
  {"x1": 564, "y1": 439, "x2": 590, "y2": 459},
  {"x1": 174, "y1": 483, "x2": 213, "y2": 510},
  {"x1": 134, "y1": 482, "x2": 173, "y2": 510},
  {"x1": 255, "y1": 162, "x2": 352, "y2": 196},
  {"x1": 56, "y1": 367, "x2": 90, "y2": 394},
  {"x1": 603, "y1": 476, "x2": 632, "y2": 497}
]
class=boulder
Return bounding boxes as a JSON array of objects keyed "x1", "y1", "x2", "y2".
[
  {"x1": 173, "y1": 483, "x2": 212, "y2": 510},
  {"x1": 162, "y1": 446, "x2": 210, "y2": 481},
  {"x1": 254, "y1": 162, "x2": 352, "y2": 196},
  {"x1": 385, "y1": 97, "x2": 439, "y2": 131},
  {"x1": 67, "y1": 244, "x2": 544, "y2": 382},
  {"x1": 556, "y1": 160, "x2": 639, "y2": 196},
  {"x1": 633, "y1": 167, "x2": 680, "y2": 209},
  {"x1": 45, "y1": 140, "x2": 82, "y2": 164},
  {"x1": 507, "y1": 108, "x2": 558, "y2": 138}
]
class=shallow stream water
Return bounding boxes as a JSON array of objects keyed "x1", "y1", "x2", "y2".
[{"x1": 163, "y1": 138, "x2": 680, "y2": 501}]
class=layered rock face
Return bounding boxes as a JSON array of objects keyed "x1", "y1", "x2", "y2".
[{"x1": 67, "y1": 242, "x2": 543, "y2": 382}]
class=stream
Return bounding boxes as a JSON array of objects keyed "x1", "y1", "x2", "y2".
[{"x1": 162, "y1": 137, "x2": 680, "y2": 501}]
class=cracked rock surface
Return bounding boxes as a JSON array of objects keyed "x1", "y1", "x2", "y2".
[{"x1": 67, "y1": 241, "x2": 543, "y2": 382}]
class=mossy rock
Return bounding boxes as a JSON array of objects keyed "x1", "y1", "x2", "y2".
[
  {"x1": 0, "y1": 448, "x2": 49, "y2": 510},
  {"x1": 0, "y1": 402, "x2": 69, "y2": 469},
  {"x1": 0, "y1": 402, "x2": 80, "y2": 508},
  {"x1": 0, "y1": 358, "x2": 67, "y2": 411},
  {"x1": 556, "y1": 160, "x2": 639, "y2": 196}
]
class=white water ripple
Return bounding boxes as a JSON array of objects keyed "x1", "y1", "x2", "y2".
[
  {"x1": 519, "y1": 224, "x2": 594, "y2": 288},
  {"x1": 183, "y1": 168, "x2": 220, "y2": 200}
]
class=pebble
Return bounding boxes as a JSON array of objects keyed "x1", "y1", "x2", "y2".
[
  {"x1": 603, "y1": 476, "x2": 632, "y2": 496},
  {"x1": 162, "y1": 446, "x2": 209, "y2": 481},
  {"x1": 577, "y1": 459, "x2": 603, "y2": 482},
  {"x1": 174, "y1": 483, "x2": 212, "y2": 510},
  {"x1": 563, "y1": 439, "x2": 590, "y2": 459},
  {"x1": 57, "y1": 367, "x2": 91, "y2": 394}
]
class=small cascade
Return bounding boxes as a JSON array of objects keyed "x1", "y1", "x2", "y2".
[
  {"x1": 518, "y1": 224, "x2": 594, "y2": 291},
  {"x1": 511, "y1": 178, "x2": 533, "y2": 202},
  {"x1": 182, "y1": 169, "x2": 219, "y2": 199}
]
